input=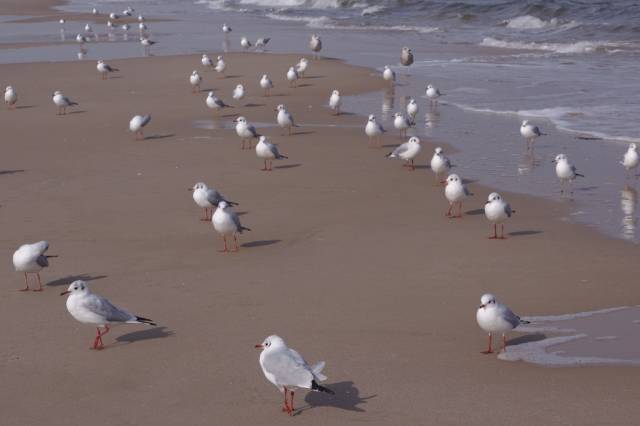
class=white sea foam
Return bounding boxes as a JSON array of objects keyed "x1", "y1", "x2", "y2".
[
  {"x1": 505, "y1": 15, "x2": 559, "y2": 30},
  {"x1": 481, "y1": 37, "x2": 630, "y2": 54},
  {"x1": 264, "y1": 12, "x2": 438, "y2": 33},
  {"x1": 361, "y1": 5, "x2": 386, "y2": 16}
]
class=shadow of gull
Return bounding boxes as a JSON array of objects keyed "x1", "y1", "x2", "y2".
[
  {"x1": 296, "y1": 381, "x2": 375, "y2": 415},
  {"x1": 46, "y1": 274, "x2": 108, "y2": 287},
  {"x1": 116, "y1": 326, "x2": 174, "y2": 344},
  {"x1": 241, "y1": 239, "x2": 281, "y2": 248}
]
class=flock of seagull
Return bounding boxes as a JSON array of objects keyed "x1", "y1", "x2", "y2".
[{"x1": 5, "y1": 5, "x2": 640, "y2": 416}]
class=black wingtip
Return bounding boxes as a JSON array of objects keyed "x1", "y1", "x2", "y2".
[
  {"x1": 311, "y1": 380, "x2": 335, "y2": 395},
  {"x1": 241, "y1": 226, "x2": 252, "y2": 232},
  {"x1": 520, "y1": 319, "x2": 531, "y2": 324},
  {"x1": 279, "y1": 155, "x2": 289, "y2": 159},
  {"x1": 228, "y1": 201, "x2": 239, "y2": 206},
  {"x1": 136, "y1": 316, "x2": 156, "y2": 326},
  {"x1": 576, "y1": 173, "x2": 585, "y2": 177}
]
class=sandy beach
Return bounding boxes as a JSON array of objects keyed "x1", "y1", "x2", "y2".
[{"x1": 1, "y1": 1, "x2": 640, "y2": 425}]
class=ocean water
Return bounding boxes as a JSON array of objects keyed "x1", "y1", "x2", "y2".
[{"x1": 3, "y1": 0, "x2": 640, "y2": 242}]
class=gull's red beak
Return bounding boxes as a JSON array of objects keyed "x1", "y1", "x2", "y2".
[
  {"x1": 255, "y1": 344, "x2": 264, "y2": 349},
  {"x1": 60, "y1": 290, "x2": 70, "y2": 296}
]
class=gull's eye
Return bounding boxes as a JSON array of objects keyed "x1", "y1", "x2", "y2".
[{"x1": 73, "y1": 286, "x2": 78, "y2": 290}]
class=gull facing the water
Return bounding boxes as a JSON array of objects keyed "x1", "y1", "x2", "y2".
[
  {"x1": 484, "y1": 192, "x2": 515, "y2": 239},
  {"x1": 97, "y1": 60, "x2": 119, "y2": 79},
  {"x1": 201, "y1": 54, "x2": 214, "y2": 69},
  {"x1": 286, "y1": 67, "x2": 299, "y2": 87},
  {"x1": 215, "y1": 55, "x2": 226, "y2": 77},
  {"x1": 61, "y1": 280, "x2": 156, "y2": 350},
  {"x1": 240, "y1": 36, "x2": 252, "y2": 50},
  {"x1": 129, "y1": 115, "x2": 151, "y2": 140},
  {"x1": 476, "y1": 293, "x2": 529, "y2": 354},
  {"x1": 621, "y1": 143, "x2": 639, "y2": 174},
  {"x1": 430, "y1": 147, "x2": 451, "y2": 185},
  {"x1": 189, "y1": 182, "x2": 238, "y2": 221},
  {"x1": 255, "y1": 37, "x2": 270, "y2": 51},
  {"x1": 140, "y1": 37, "x2": 156, "y2": 54},
  {"x1": 52, "y1": 90, "x2": 78, "y2": 115},
  {"x1": 406, "y1": 98, "x2": 418, "y2": 122},
  {"x1": 426, "y1": 84, "x2": 442, "y2": 105},
  {"x1": 400, "y1": 46, "x2": 414, "y2": 67},
  {"x1": 256, "y1": 335, "x2": 334, "y2": 416},
  {"x1": 296, "y1": 58, "x2": 309, "y2": 78},
  {"x1": 444, "y1": 174, "x2": 472, "y2": 218},
  {"x1": 309, "y1": 34, "x2": 322, "y2": 58},
  {"x1": 235, "y1": 116, "x2": 260, "y2": 149},
  {"x1": 4, "y1": 85, "x2": 17, "y2": 109},
  {"x1": 393, "y1": 112, "x2": 413, "y2": 137},
  {"x1": 13, "y1": 241, "x2": 56, "y2": 292},
  {"x1": 256, "y1": 136, "x2": 288, "y2": 171},
  {"x1": 232, "y1": 84, "x2": 246, "y2": 105},
  {"x1": 383, "y1": 65, "x2": 395, "y2": 83},
  {"x1": 212, "y1": 201, "x2": 250, "y2": 252},
  {"x1": 386, "y1": 136, "x2": 421, "y2": 170}
]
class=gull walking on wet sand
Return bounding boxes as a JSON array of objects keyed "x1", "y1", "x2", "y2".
[
  {"x1": 476, "y1": 293, "x2": 529, "y2": 354},
  {"x1": 444, "y1": 174, "x2": 472, "y2": 218},
  {"x1": 260, "y1": 74, "x2": 274, "y2": 96},
  {"x1": 310, "y1": 34, "x2": 322, "y2": 58},
  {"x1": 129, "y1": 114, "x2": 151, "y2": 140},
  {"x1": 61, "y1": 280, "x2": 156, "y2": 350},
  {"x1": 484, "y1": 192, "x2": 515, "y2": 239},
  {"x1": 426, "y1": 84, "x2": 442, "y2": 106},
  {"x1": 382, "y1": 65, "x2": 395, "y2": 83},
  {"x1": 190, "y1": 70, "x2": 202, "y2": 93},
  {"x1": 520, "y1": 120, "x2": 544, "y2": 146},
  {"x1": 97, "y1": 60, "x2": 119, "y2": 79},
  {"x1": 276, "y1": 104, "x2": 297, "y2": 135},
  {"x1": 393, "y1": 112, "x2": 413, "y2": 137},
  {"x1": 386, "y1": 136, "x2": 421, "y2": 170},
  {"x1": 52, "y1": 90, "x2": 78, "y2": 115},
  {"x1": 235, "y1": 116, "x2": 260, "y2": 149},
  {"x1": 256, "y1": 335, "x2": 334, "y2": 416},
  {"x1": 13, "y1": 241, "x2": 57, "y2": 292},
  {"x1": 212, "y1": 201, "x2": 250, "y2": 252},
  {"x1": 553, "y1": 153, "x2": 584, "y2": 195},
  {"x1": 329, "y1": 90, "x2": 341, "y2": 115},
  {"x1": 365, "y1": 114, "x2": 385, "y2": 147},
  {"x1": 406, "y1": 98, "x2": 418, "y2": 123},
  {"x1": 256, "y1": 136, "x2": 288, "y2": 171},
  {"x1": 206, "y1": 91, "x2": 231, "y2": 114},
  {"x1": 215, "y1": 55, "x2": 226, "y2": 77},
  {"x1": 430, "y1": 147, "x2": 451, "y2": 185},
  {"x1": 4, "y1": 85, "x2": 17, "y2": 109},
  {"x1": 189, "y1": 182, "x2": 238, "y2": 221}
]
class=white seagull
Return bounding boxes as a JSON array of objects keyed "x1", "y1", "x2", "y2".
[
  {"x1": 329, "y1": 89, "x2": 342, "y2": 115},
  {"x1": 235, "y1": 116, "x2": 260, "y2": 149},
  {"x1": 201, "y1": 54, "x2": 214, "y2": 69},
  {"x1": 255, "y1": 37, "x2": 270, "y2": 51},
  {"x1": 140, "y1": 37, "x2": 156, "y2": 53},
  {"x1": 52, "y1": 90, "x2": 78, "y2": 115},
  {"x1": 430, "y1": 147, "x2": 451, "y2": 185},
  {"x1": 365, "y1": 114, "x2": 385, "y2": 147},
  {"x1": 232, "y1": 84, "x2": 246, "y2": 105},
  {"x1": 190, "y1": 70, "x2": 202, "y2": 93},
  {"x1": 129, "y1": 114, "x2": 151, "y2": 140},
  {"x1": 61, "y1": 280, "x2": 156, "y2": 350},
  {"x1": 444, "y1": 174, "x2": 472, "y2": 218},
  {"x1": 97, "y1": 60, "x2": 119, "y2": 80},
  {"x1": 212, "y1": 201, "x2": 250, "y2": 252},
  {"x1": 13, "y1": 241, "x2": 56, "y2": 292},
  {"x1": 276, "y1": 104, "x2": 297, "y2": 135},
  {"x1": 401, "y1": 46, "x2": 414, "y2": 67},
  {"x1": 309, "y1": 34, "x2": 322, "y2": 58},
  {"x1": 484, "y1": 192, "x2": 515, "y2": 239},
  {"x1": 215, "y1": 55, "x2": 226, "y2": 77},
  {"x1": 256, "y1": 335, "x2": 334, "y2": 416},
  {"x1": 426, "y1": 84, "x2": 442, "y2": 105},
  {"x1": 621, "y1": 143, "x2": 639, "y2": 174},
  {"x1": 295, "y1": 58, "x2": 309, "y2": 78},
  {"x1": 109, "y1": 12, "x2": 119, "y2": 20},
  {"x1": 240, "y1": 36, "x2": 252, "y2": 50},
  {"x1": 520, "y1": 120, "x2": 544, "y2": 145},
  {"x1": 260, "y1": 74, "x2": 274, "y2": 96},
  {"x1": 476, "y1": 293, "x2": 529, "y2": 354},
  {"x1": 4, "y1": 85, "x2": 17, "y2": 109},
  {"x1": 286, "y1": 67, "x2": 299, "y2": 87},
  {"x1": 205, "y1": 91, "x2": 231, "y2": 114},
  {"x1": 406, "y1": 98, "x2": 418, "y2": 122},
  {"x1": 393, "y1": 112, "x2": 413, "y2": 137},
  {"x1": 76, "y1": 33, "x2": 88, "y2": 44},
  {"x1": 386, "y1": 136, "x2": 421, "y2": 170},
  {"x1": 84, "y1": 23, "x2": 93, "y2": 33},
  {"x1": 256, "y1": 136, "x2": 288, "y2": 171},
  {"x1": 553, "y1": 153, "x2": 584, "y2": 194},
  {"x1": 382, "y1": 65, "x2": 396, "y2": 83},
  {"x1": 188, "y1": 182, "x2": 238, "y2": 221},
  {"x1": 222, "y1": 23, "x2": 232, "y2": 34}
]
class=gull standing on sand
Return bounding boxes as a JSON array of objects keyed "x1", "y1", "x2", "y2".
[
  {"x1": 232, "y1": 84, "x2": 246, "y2": 105},
  {"x1": 206, "y1": 91, "x2": 231, "y2": 114},
  {"x1": 190, "y1": 70, "x2": 202, "y2": 93},
  {"x1": 97, "y1": 60, "x2": 119, "y2": 79},
  {"x1": 215, "y1": 55, "x2": 226, "y2": 77},
  {"x1": 386, "y1": 136, "x2": 421, "y2": 170},
  {"x1": 256, "y1": 335, "x2": 334, "y2": 416},
  {"x1": 276, "y1": 104, "x2": 297, "y2": 135},
  {"x1": 621, "y1": 143, "x2": 639, "y2": 174},
  {"x1": 426, "y1": 84, "x2": 441, "y2": 105},
  {"x1": 235, "y1": 116, "x2": 260, "y2": 149},
  {"x1": 329, "y1": 90, "x2": 341, "y2": 115},
  {"x1": 406, "y1": 98, "x2": 418, "y2": 122},
  {"x1": 240, "y1": 36, "x2": 252, "y2": 50},
  {"x1": 255, "y1": 37, "x2": 270, "y2": 51},
  {"x1": 212, "y1": 201, "x2": 250, "y2": 252},
  {"x1": 520, "y1": 120, "x2": 544, "y2": 145},
  {"x1": 382, "y1": 65, "x2": 396, "y2": 83},
  {"x1": 256, "y1": 136, "x2": 288, "y2": 171},
  {"x1": 430, "y1": 147, "x2": 451, "y2": 185},
  {"x1": 189, "y1": 182, "x2": 238, "y2": 221},
  {"x1": 4, "y1": 85, "x2": 17, "y2": 109},
  {"x1": 310, "y1": 34, "x2": 322, "y2": 58},
  {"x1": 61, "y1": 281, "x2": 156, "y2": 350},
  {"x1": 52, "y1": 91, "x2": 78, "y2": 115},
  {"x1": 13, "y1": 241, "x2": 56, "y2": 292},
  {"x1": 476, "y1": 293, "x2": 529, "y2": 354},
  {"x1": 296, "y1": 58, "x2": 309, "y2": 78},
  {"x1": 260, "y1": 74, "x2": 274, "y2": 96},
  {"x1": 365, "y1": 114, "x2": 385, "y2": 147},
  {"x1": 286, "y1": 67, "x2": 299, "y2": 87},
  {"x1": 129, "y1": 115, "x2": 151, "y2": 140},
  {"x1": 393, "y1": 112, "x2": 413, "y2": 137},
  {"x1": 222, "y1": 23, "x2": 232, "y2": 34},
  {"x1": 401, "y1": 47, "x2": 414, "y2": 67},
  {"x1": 444, "y1": 174, "x2": 471, "y2": 218},
  {"x1": 553, "y1": 153, "x2": 584, "y2": 194},
  {"x1": 201, "y1": 54, "x2": 214, "y2": 69},
  {"x1": 484, "y1": 192, "x2": 514, "y2": 239}
]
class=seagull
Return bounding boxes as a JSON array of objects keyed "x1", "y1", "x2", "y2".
[
  {"x1": 386, "y1": 136, "x2": 421, "y2": 170},
  {"x1": 109, "y1": 12, "x2": 119, "y2": 20},
  {"x1": 222, "y1": 23, "x2": 232, "y2": 34},
  {"x1": 365, "y1": 114, "x2": 385, "y2": 147},
  {"x1": 129, "y1": 115, "x2": 151, "y2": 140},
  {"x1": 476, "y1": 293, "x2": 529, "y2": 354},
  {"x1": 84, "y1": 23, "x2": 93, "y2": 33},
  {"x1": 138, "y1": 14, "x2": 145, "y2": 22},
  {"x1": 138, "y1": 22, "x2": 147, "y2": 33},
  {"x1": 295, "y1": 58, "x2": 309, "y2": 78},
  {"x1": 97, "y1": 60, "x2": 119, "y2": 80},
  {"x1": 382, "y1": 65, "x2": 396, "y2": 83},
  {"x1": 553, "y1": 153, "x2": 584, "y2": 194},
  {"x1": 256, "y1": 335, "x2": 334, "y2": 416},
  {"x1": 240, "y1": 36, "x2": 252, "y2": 50},
  {"x1": 107, "y1": 20, "x2": 114, "y2": 30},
  {"x1": 255, "y1": 37, "x2": 270, "y2": 51},
  {"x1": 309, "y1": 34, "x2": 322, "y2": 58},
  {"x1": 201, "y1": 54, "x2": 214, "y2": 69},
  {"x1": 188, "y1": 182, "x2": 238, "y2": 221},
  {"x1": 140, "y1": 37, "x2": 156, "y2": 53},
  {"x1": 276, "y1": 104, "x2": 297, "y2": 135},
  {"x1": 59, "y1": 18, "x2": 66, "y2": 26},
  {"x1": 205, "y1": 91, "x2": 231, "y2": 114},
  {"x1": 621, "y1": 143, "x2": 639, "y2": 174},
  {"x1": 61, "y1": 280, "x2": 156, "y2": 350},
  {"x1": 214, "y1": 55, "x2": 226, "y2": 77},
  {"x1": 190, "y1": 70, "x2": 202, "y2": 93},
  {"x1": 4, "y1": 85, "x2": 17, "y2": 109},
  {"x1": 13, "y1": 241, "x2": 56, "y2": 292},
  {"x1": 426, "y1": 84, "x2": 441, "y2": 105},
  {"x1": 232, "y1": 84, "x2": 245, "y2": 105},
  {"x1": 122, "y1": 7, "x2": 134, "y2": 16},
  {"x1": 286, "y1": 67, "x2": 299, "y2": 87},
  {"x1": 329, "y1": 89, "x2": 341, "y2": 115},
  {"x1": 430, "y1": 147, "x2": 451, "y2": 185},
  {"x1": 406, "y1": 98, "x2": 418, "y2": 122},
  {"x1": 212, "y1": 201, "x2": 250, "y2": 252},
  {"x1": 444, "y1": 174, "x2": 472, "y2": 218},
  {"x1": 52, "y1": 90, "x2": 78, "y2": 115},
  {"x1": 260, "y1": 74, "x2": 274, "y2": 97},
  {"x1": 401, "y1": 46, "x2": 414, "y2": 67},
  {"x1": 520, "y1": 120, "x2": 544, "y2": 145},
  {"x1": 76, "y1": 33, "x2": 88, "y2": 44},
  {"x1": 256, "y1": 136, "x2": 288, "y2": 171},
  {"x1": 393, "y1": 112, "x2": 413, "y2": 137},
  {"x1": 484, "y1": 192, "x2": 515, "y2": 239},
  {"x1": 235, "y1": 116, "x2": 260, "y2": 150}
]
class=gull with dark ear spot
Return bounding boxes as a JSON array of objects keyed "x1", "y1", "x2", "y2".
[
  {"x1": 212, "y1": 201, "x2": 250, "y2": 252},
  {"x1": 484, "y1": 192, "x2": 515, "y2": 239},
  {"x1": 13, "y1": 241, "x2": 57, "y2": 292},
  {"x1": 256, "y1": 136, "x2": 288, "y2": 171},
  {"x1": 444, "y1": 174, "x2": 472, "y2": 218},
  {"x1": 365, "y1": 114, "x2": 385, "y2": 147},
  {"x1": 426, "y1": 84, "x2": 442, "y2": 106},
  {"x1": 234, "y1": 116, "x2": 260, "y2": 150},
  {"x1": 430, "y1": 147, "x2": 451, "y2": 185},
  {"x1": 476, "y1": 293, "x2": 529, "y2": 354},
  {"x1": 61, "y1": 280, "x2": 156, "y2": 350},
  {"x1": 520, "y1": 120, "x2": 545, "y2": 146},
  {"x1": 97, "y1": 60, "x2": 119, "y2": 80},
  {"x1": 260, "y1": 75, "x2": 274, "y2": 97},
  {"x1": 190, "y1": 70, "x2": 202, "y2": 93},
  {"x1": 276, "y1": 104, "x2": 298, "y2": 135},
  {"x1": 553, "y1": 153, "x2": 584, "y2": 195},
  {"x1": 393, "y1": 112, "x2": 413, "y2": 137},
  {"x1": 206, "y1": 91, "x2": 232, "y2": 114},
  {"x1": 188, "y1": 182, "x2": 238, "y2": 221},
  {"x1": 52, "y1": 90, "x2": 78, "y2": 115},
  {"x1": 329, "y1": 89, "x2": 342, "y2": 115},
  {"x1": 386, "y1": 136, "x2": 421, "y2": 171}
]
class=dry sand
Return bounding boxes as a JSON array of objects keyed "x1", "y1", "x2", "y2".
[{"x1": 1, "y1": 2, "x2": 640, "y2": 425}]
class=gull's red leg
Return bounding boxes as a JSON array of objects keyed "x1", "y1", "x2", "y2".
[
  {"x1": 482, "y1": 333, "x2": 493, "y2": 354},
  {"x1": 501, "y1": 334, "x2": 507, "y2": 352},
  {"x1": 289, "y1": 391, "x2": 295, "y2": 415},
  {"x1": 446, "y1": 204, "x2": 453, "y2": 217},
  {"x1": 222, "y1": 236, "x2": 228, "y2": 252},
  {"x1": 233, "y1": 235, "x2": 239, "y2": 252},
  {"x1": 19, "y1": 273, "x2": 29, "y2": 291},
  {"x1": 34, "y1": 273, "x2": 44, "y2": 292},
  {"x1": 262, "y1": 160, "x2": 268, "y2": 171},
  {"x1": 282, "y1": 387, "x2": 290, "y2": 413},
  {"x1": 499, "y1": 224, "x2": 506, "y2": 239},
  {"x1": 489, "y1": 223, "x2": 497, "y2": 239}
]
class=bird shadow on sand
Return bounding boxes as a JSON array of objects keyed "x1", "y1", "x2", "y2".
[
  {"x1": 508, "y1": 333, "x2": 546, "y2": 346},
  {"x1": 465, "y1": 208, "x2": 485, "y2": 216},
  {"x1": 296, "y1": 381, "x2": 375, "y2": 415},
  {"x1": 66, "y1": 110, "x2": 87, "y2": 115},
  {"x1": 508, "y1": 230, "x2": 543, "y2": 237},
  {"x1": 0, "y1": 169, "x2": 25, "y2": 176},
  {"x1": 244, "y1": 103, "x2": 266, "y2": 108},
  {"x1": 302, "y1": 75, "x2": 324, "y2": 79},
  {"x1": 291, "y1": 130, "x2": 315, "y2": 136},
  {"x1": 575, "y1": 186, "x2": 598, "y2": 192},
  {"x1": 462, "y1": 178, "x2": 478, "y2": 184},
  {"x1": 382, "y1": 143, "x2": 400, "y2": 148},
  {"x1": 333, "y1": 111, "x2": 356, "y2": 116},
  {"x1": 412, "y1": 164, "x2": 429, "y2": 170},
  {"x1": 241, "y1": 239, "x2": 281, "y2": 248},
  {"x1": 274, "y1": 163, "x2": 301, "y2": 169},
  {"x1": 115, "y1": 326, "x2": 174, "y2": 344},
  {"x1": 145, "y1": 133, "x2": 175, "y2": 140},
  {"x1": 296, "y1": 83, "x2": 313, "y2": 88},
  {"x1": 15, "y1": 105, "x2": 36, "y2": 109},
  {"x1": 46, "y1": 274, "x2": 108, "y2": 287}
]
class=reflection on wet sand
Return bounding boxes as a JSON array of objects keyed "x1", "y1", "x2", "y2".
[{"x1": 621, "y1": 185, "x2": 637, "y2": 240}]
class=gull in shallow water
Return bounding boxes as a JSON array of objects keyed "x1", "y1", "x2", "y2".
[
  {"x1": 13, "y1": 241, "x2": 57, "y2": 292},
  {"x1": 430, "y1": 147, "x2": 451, "y2": 185},
  {"x1": 406, "y1": 98, "x2": 418, "y2": 122},
  {"x1": 109, "y1": 12, "x2": 119, "y2": 20},
  {"x1": 276, "y1": 104, "x2": 297, "y2": 135},
  {"x1": 84, "y1": 23, "x2": 93, "y2": 34},
  {"x1": 286, "y1": 67, "x2": 299, "y2": 87},
  {"x1": 426, "y1": 84, "x2": 442, "y2": 105},
  {"x1": 61, "y1": 280, "x2": 156, "y2": 350},
  {"x1": 235, "y1": 116, "x2": 260, "y2": 149},
  {"x1": 400, "y1": 46, "x2": 414, "y2": 67},
  {"x1": 256, "y1": 335, "x2": 334, "y2": 416},
  {"x1": 382, "y1": 65, "x2": 395, "y2": 83},
  {"x1": 444, "y1": 174, "x2": 472, "y2": 218},
  {"x1": 140, "y1": 37, "x2": 156, "y2": 54},
  {"x1": 240, "y1": 36, "x2": 252, "y2": 50},
  {"x1": 520, "y1": 120, "x2": 544, "y2": 145},
  {"x1": 212, "y1": 201, "x2": 250, "y2": 252},
  {"x1": 129, "y1": 114, "x2": 151, "y2": 140},
  {"x1": 190, "y1": 70, "x2": 202, "y2": 93},
  {"x1": 553, "y1": 153, "x2": 584, "y2": 195},
  {"x1": 295, "y1": 58, "x2": 309, "y2": 78},
  {"x1": 484, "y1": 192, "x2": 515, "y2": 239},
  {"x1": 386, "y1": 136, "x2": 421, "y2": 171},
  {"x1": 309, "y1": 34, "x2": 322, "y2": 58},
  {"x1": 205, "y1": 91, "x2": 231, "y2": 114},
  {"x1": 365, "y1": 114, "x2": 385, "y2": 147},
  {"x1": 97, "y1": 60, "x2": 119, "y2": 79},
  {"x1": 256, "y1": 136, "x2": 288, "y2": 171},
  {"x1": 476, "y1": 293, "x2": 529, "y2": 354},
  {"x1": 52, "y1": 90, "x2": 78, "y2": 115},
  {"x1": 621, "y1": 143, "x2": 639, "y2": 174},
  {"x1": 260, "y1": 74, "x2": 274, "y2": 97},
  {"x1": 214, "y1": 55, "x2": 226, "y2": 77},
  {"x1": 4, "y1": 85, "x2": 17, "y2": 109},
  {"x1": 222, "y1": 23, "x2": 232, "y2": 34},
  {"x1": 255, "y1": 37, "x2": 270, "y2": 51},
  {"x1": 188, "y1": 182, "x2": 238, "y2": 221},
  {"x1": 329, "y1": 89, "x2": 341, "y2": 115},
  {"x1": 393, "y1": 112, "x2": 413, "y2": 137},
  {"x1": 76, "y1": 33, "x2": 88, "y2": 44}
]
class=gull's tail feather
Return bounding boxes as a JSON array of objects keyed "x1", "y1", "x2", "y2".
[
  {"x1": 518, "y1": 317, "x2": 530, "y2": 325},
  {"x1": 311, "y1": 380, "x2": 334, "y2": 395},
  {"x1": 240, "y1": 225, "x2": 251, "y2": 232},
  {"x1": 311, "y1": 361, "x2": 326, "y2": 381},
  {"x1": 385, "y1": 152, "x2": 395, "y2": 158},
  {"x1": 227, "y1": 200, "x2": 239, "y2": 206},
  {"x1": 133, "y1": 316, "x2": 156, "y2": 326},
  {"x1": 277, "y1": 154, "x2": 289, "y2": 160},
  {"x1": 576, "y1": 173, "x2": 585, "y2": 177}
]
